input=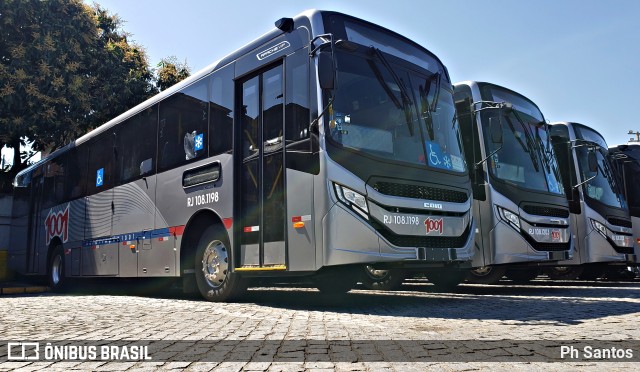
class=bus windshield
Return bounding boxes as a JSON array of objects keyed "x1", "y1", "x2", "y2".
[
  {"x1": 574, "y1": 125, "x2": 626, "y2": 209},
  {"x1": 327, "y1": 50, "x2": 466, "y2": 173},
  {"x1": 480, "y1": 85, "x2": 564, "y2": 194}
]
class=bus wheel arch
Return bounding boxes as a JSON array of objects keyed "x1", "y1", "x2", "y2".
[{"x1": 179, "y1": 210, "x2": 226, "y2": 291}]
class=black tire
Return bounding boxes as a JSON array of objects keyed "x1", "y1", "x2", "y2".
[
  {"x1": 315, "y1": 267, "x2": 357, "y2": 295},
  {"x1": 360, "y1": 266, "x2": 405, "y2": 290},
  {"x1": 578, "y1": 266, "x2": 605, "y2": 281},
  {"x1": 505, "y1": 268, "x2": 540, "y2": 284},
  {"x1": 466, "y1": 266, "x2": 507, "y2": 285},
  {"x1": 47, "y1": 245, "x2": 67, "y2": 292},
  {"x1": 195, "y1": 226, "x2": 247, "y2": 302},
  {"x1": 545, "y1": 266, "x2": 583, "y2": 280},
  {"x1": 427, "y1": 269, "x2": 468, "y2": 292}
]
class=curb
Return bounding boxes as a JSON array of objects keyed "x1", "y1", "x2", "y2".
[{"x1": 1, "y1": 286, "x2": 49, "y2": 295}]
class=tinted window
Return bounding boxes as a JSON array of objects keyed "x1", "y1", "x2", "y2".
[
  {"x1": 116, "y1": 106, "x2": 158, "y2": 184},
  {"x1": 210, "y1": 66, "x2": 234, "y2": 155},
  {"x1": 42, "y1": 153, "x2": 67, "y2": 208},
  {"x1": 285, "y1": 51, "x2": 310, "y2": 146},
  {"x1": 158, "y1": 79, "x2": 209, "y2": 171},
  {"x1": 87, "y1": 134, "x2": 115, "y2": 195},
  {"x1": 65, "y1": 146, "x2": 87, "y2": 200}
]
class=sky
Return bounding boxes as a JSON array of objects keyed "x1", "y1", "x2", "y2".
[{"x1": 3, "y1": 0, "x2": 640, "y2": 166}]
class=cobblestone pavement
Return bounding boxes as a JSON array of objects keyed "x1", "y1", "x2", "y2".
[{"x1": 0, "y1": 278, "x2": 639, "y2": 371}]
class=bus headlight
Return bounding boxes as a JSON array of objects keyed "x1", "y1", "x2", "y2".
[
  {"x1": 334, "y1": 183, "x2": 369, "y2": 220},
  {"x1": 590, "y1": 219, "x2": 608, "y2": 239},
  {"x1": 498, "y1": 206, "x2": 520, "y2": 230}
]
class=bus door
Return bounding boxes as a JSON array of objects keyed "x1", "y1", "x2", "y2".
[
  {"x1": 26, "y1": 170, "x2": 44, "y2": 273},
  {"x1": 84, "y1": 135, "x2": 118, "y2": 276},
  {"x1": 237, "y1": 64, "x2": 287, "y2": 269}
]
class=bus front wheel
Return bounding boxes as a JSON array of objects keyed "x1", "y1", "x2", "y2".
[
  {"x1": 466, "y1": 266, "x2": 507, "y2": 284},
  {"x1": 545, "y1": 266, "x2": 583, "y2": 281},
  {"x1": 427, "y1": 269, "x2": 467, "y2": 292},
  {"x1": 195, "y1": 226, "x2": 246, "y2": 302},
  {"x1": 360, "y1": 266, "x2": 405, "y2": 291}
]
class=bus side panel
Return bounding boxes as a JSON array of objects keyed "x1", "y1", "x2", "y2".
[
  {"x1": 155, "y1": 155, "x2": 233, "y2": 275},
  {"x1": 285, "y1": 169, "x2": 315, "y2": 271},
  {"x1": 84, "y1": 190, "x2": 118, "y2": 276},
  {"x1": 112, "y1": 181, "x2": 157, "y2": 277}
]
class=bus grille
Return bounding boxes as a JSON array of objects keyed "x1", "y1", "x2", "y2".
[
  {"x1": 378, "y1": 225, "x2": 471, "y2": 249},
  {"x1": 372, "y1": 182, "x2": 468, "y2": 203},
  {"x1": 522, "y1": 205, "x2": 570, "y2": 218},
  {"x1": 607, "y1": 217, "x2": 632, "y2": 228}
]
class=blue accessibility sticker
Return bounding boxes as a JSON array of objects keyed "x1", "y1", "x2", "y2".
[
  {"x1": 426, "y1": 141, "x2": 452, "y2": 171},
  {"x1": 96, "y1": 168, "x2": 104, "y2": 187}
]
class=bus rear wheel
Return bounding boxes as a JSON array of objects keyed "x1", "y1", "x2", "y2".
[
  {"x1": 48, "y1": 245, "x2": 67, "y2": 292},
  {"x1": 466, "y1": 266, "x2": 506, "y2": 284},
  {"x1": 360, "y1": 266, "x2": 405, "y2": 291},
  {"x1": 195, "y1": 226, "x2": 246, "y2": 302}
]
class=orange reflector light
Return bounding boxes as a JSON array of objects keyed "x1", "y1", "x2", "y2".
[
  {"x1": 293, "y1": 222, "x2": 305, "y2": 229},
  {"x1": 130, "y1": 245, "x2": 136, "y2": 249},
  {"x1": 637, "y1": 238, "x2": 640, "y2": 244}
]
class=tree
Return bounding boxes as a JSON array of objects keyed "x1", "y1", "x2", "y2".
[
  {"x1": 156, "y1": 56, "x2": 191, "y2": 92},
  {"x1": 0, "y1": 0, "x2": 157, "y2": 183}
]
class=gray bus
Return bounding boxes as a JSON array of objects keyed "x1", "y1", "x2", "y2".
[
  {"x1": 453, "y1": 82, "x2": 573, "y2": 284},
  {"x1": 548, "y1": 122, "x2": 634, "y2": 279},
  {"x1": 608, "y1": 143, "x2": 640, "y2": 269},
  {"x1": 8, "y1": 10, "x2": 475, "y2": 301}
]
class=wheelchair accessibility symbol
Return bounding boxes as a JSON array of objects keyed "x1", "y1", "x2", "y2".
[
  {"x1": 426, "y1": 141, "x2": 452, "y2": 171},
  {"x1": 96, "y1": 168, "x2": 104, "y2": 187}
]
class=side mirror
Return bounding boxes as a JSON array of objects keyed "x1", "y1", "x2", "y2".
[
  {"x1": 489, "y1": 116, "x2": 503, "y2": 144},
  {"x1": 588, "y1": 151, "x2": 598, "y2": 173},
  {"x1": 317, "y1": 50, "x2": 335, "y2": 90}
]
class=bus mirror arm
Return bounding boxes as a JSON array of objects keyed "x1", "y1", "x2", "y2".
[
  {"x1": 475, "y1": 143, "x2": 503, "y2": 170},
  {"x1": 573, "y1": 173, "x2": 597, "y2": 190}
]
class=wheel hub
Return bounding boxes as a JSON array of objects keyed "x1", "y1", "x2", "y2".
[
  {"x1": 365, "y1": 266, "x2": 389, "y2": 279},
  {"x1": 472, "y1": 266, "x2": 492, "y2": 276},
  {"x1": 201, "y1": 240, "x2": 228, "y2": 288}
]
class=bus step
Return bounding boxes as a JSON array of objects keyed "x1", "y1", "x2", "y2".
[{"x1": 235, "y1": 265, "x2": 287, "y2": 272}]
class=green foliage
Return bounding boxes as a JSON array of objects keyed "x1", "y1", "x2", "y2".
[
  {"x1": 0, "y1": 0, "x2": 157, "y2": 176},
  {"x1": 156, "y1": 56, "x2": 191, "y2": 92}
]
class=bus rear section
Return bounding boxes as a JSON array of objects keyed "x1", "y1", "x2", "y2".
[
  {"x1": 453, "y1": 81, "x2": 573, "y2": 284},
  {"x1": 548, "y1": 122, "x2": 634, "y2": 280}
]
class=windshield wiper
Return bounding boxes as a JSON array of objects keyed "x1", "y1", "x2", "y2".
[
  {"x1": 419, "y1": 72, "x2": 442, "y2": 139},
  {"x1": 508, "y1": 110, "x2": 542, "y2": 172},
  {"x1": 370, "y1": 47, "x2": 414, "y2": 135}
]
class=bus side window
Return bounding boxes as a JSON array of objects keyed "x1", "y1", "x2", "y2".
[
  {"x1": 158, "y1": 78, "x2": 209, "y2": 171},
  {"x1": 42, "y1": 153, "x2": 67, "y2": 208},
  {"x1": 86, "y1": 134, "x2": 115, "y2": 195},
  {"x1": 210, "y1": 65, "x2": 234, "y2": 155},
  {"x1": 65, "y1": 147, "x2": 87, "y2": 200},
  {"x1": 115, "y1": 106, "x2": 158, "y2": 184},
  {"x1": 285, "y1": 50, "x2": 315, "y2": 174}
]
